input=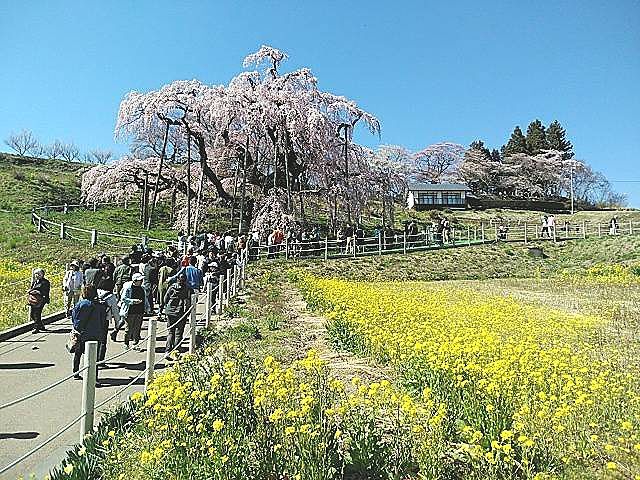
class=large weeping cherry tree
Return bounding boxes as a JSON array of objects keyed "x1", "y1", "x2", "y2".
[{"x1": 83, "y1": 45, "x2": 381, "y2": 233}]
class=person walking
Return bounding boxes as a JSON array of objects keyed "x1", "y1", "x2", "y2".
[
  {"x1": 83, "y1": 258, "x2": 104, "y2": 287},
  {"x1": 157, "y1": 258, "x2": 175, "y2": 314},
  {"x1": 97, "y1": 278, "x2": 120, "y2": 363},
  {"x1": 163, "y1": 273, "x2": 191, "y2": 359},
  {"x1": 71, "y1": 285, "x2": 108, "y2": 382},
  {"x1": 114, "y1": 273, "x2": 149, "y2": 350},
  {"x1": 113, "y1": 256, "x2": 132, "y2": 298},
  {"x1": 63, "y1": 262, "x2": 83, "y2": 318},
  {"x1": 28, "y1": 268, "x2": 51, "y2": 333},
  {"x1": 168, "y1": 256, "x2": 203, "y2": 291}
]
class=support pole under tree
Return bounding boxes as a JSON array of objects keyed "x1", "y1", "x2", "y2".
[
  {"x1": 80, "y1": 341, "x2": 98, "y2": 441},
  {"x1": 324, "y1": 237, "x2": 328, "y2": 261},
  {"x1": 630, "y1": 221, "x2": 634, "y2": 235},
  {"x1": 147, "y1": 122, "x2": 171, "y2": 230},
  {"x1": 205, "y1": 281, "x2": 213, "y2": 328},
  {"x1": 145, "y1": 317, "x2": 157, "y2": 387},
  {"x1": 238, "y1": 136, "x2": 250, "y2": 234},
  {"x1": 186, "y1": 131, "x2": 192, "y2": 236},
  {"x1": 192, "y1": 166, "x2": 205, "y2": 236},
  {"x1": 189, "y1": 293, "x2": 197, "y2": 354},
  {"x1": 378, "y1": 231, "x2": 382, "y2": 255},
  {"x1": 217, "y1": 275, "x2": 224, "y2": 315}
]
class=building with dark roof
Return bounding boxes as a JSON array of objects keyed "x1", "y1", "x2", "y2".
[{"x1": 407, "y1": 182, "x2": 471, "y2": 210}]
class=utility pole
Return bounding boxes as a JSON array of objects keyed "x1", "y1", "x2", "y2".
[{"x1": 570, "y1": 163, "x2": 575, "y2": 215}]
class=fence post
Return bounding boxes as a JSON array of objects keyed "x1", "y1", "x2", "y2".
[
  {"x1": 378, "y1": 231, "x2": 382, "y2": 255},
  {"x1": 232, "y1": 265, "x2": 238, "y2": 297},
  {"x1": 37, "y1": 216, "x2": 43, "y2": 233},
  {"x1": 582, "y1": 221, "x2": 587, "y2": 239},
  {"x1": 145, "y1": 317, "x2": 157, "y2": 387},
  {"x1": 205, "y1": 281, "x2": 213, "y2": 328},
  {"x1": 189, "y1": 293, "x2": 197, "y2": 354},
  {"x1": 467, "y1": 226, "x2": 471, "y2": 246},
  {"x1": 93, "y1": 201, "x2": 97, "y2": 213},
  {"x1": 91, "y1": 229, "x2": 98, "y2": 247},
  {"x1": 353, "y1": 236, "x2": 357, "y2": 258},
  {"x1": 324, "y1": 237, "x2": 328, "y2": 261},
  {"x1": 524, "y1": 223, "x2": 528, "y2": 244},
  {"x1": 494, "y1": 225, "x2": 498, "y2": 242},
  {"x1": 473, "y1": 225, "x2": 477, "y2": 242},
  {"x1": 403, "y1": 231, "x2": 407, "y2": 254},
  {"x1": 80, "y1": 341, "x2": 98, "y2": 441},
  {"x1": 63, "y1": 203, "x2": 68, "y2": 215},
  {"x1": 60, "y1": 223, "x2": 66, "y2": 240},
  {"x1": 141, "y1": 235, "x2": 148, "y2": 248},
  {"x1": 285, "y1": 237, "x2": 289, "y2": 260},
  {"x1": 226, "y1": 268, "x2": 232, "y2": 306},
  {"x1": 598, "y1": 224, "x2": 602, "y2": 237},
  {"x1": 124, "y1": 198, "x2": 128, "y2": 210},
  {"x1": 480, "y1": 223, "x2": 485, "y2": 242},
  {"x1": 630, "y1": 221, "x2": 633, "y2": 235},
  {"x1": 553, "y1": 225, "x2": 557, "y2": 242},
  {"x1": 217, "y1": 275, "x2": 224, "y2": 315}
]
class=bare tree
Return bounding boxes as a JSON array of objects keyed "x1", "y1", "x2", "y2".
[
  {"x1": 45, "y1": 140, "x2": 66, "y2": 160},
  {"x1": 4, "y1": 130, "x2": 40, "y2": 156},
  {"x1": 86, "y1": 149, "x2": 113, "y2": 164},
  {"x1": 59, "y1": 142, "x2": 81, "y2": 162}
]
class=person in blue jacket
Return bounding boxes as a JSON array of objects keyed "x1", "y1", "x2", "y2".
[
  {"x1": 71, "y1": 285, "x2": 108, "y2": 382},
  {"x1": 168, "y1": 256, "x2": 203, "y2": 291}
]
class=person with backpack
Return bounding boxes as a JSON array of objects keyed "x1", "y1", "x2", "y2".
[
  {"x1": 113, "y1": 256, "x2": 132, "y2": 298},
  {"x1": 83, "y1": 258, "x2": 104, "y2": 287},
  {"x1": 163, "y1": 273, "x2": 191, "y2": 359},
  {"x1": 28, "y1": 268, "x2": 51, "y2": 333},
  {"x1": 168, "y1": 256, "x2": 203, "y2": 291},
  {"x1": 63, "y1": 262, "x2": 83, "y2": 318},
  {"x1": 71, "y1": 285, "x2": 108, "y2": 382},
  {"x1": 97, "y1": 278, "x2": 120, "y2": 363}
]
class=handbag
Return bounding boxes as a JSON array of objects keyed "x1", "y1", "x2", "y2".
[{"x1": 66, "y1": 329, "x2": 81, "y2": 353}]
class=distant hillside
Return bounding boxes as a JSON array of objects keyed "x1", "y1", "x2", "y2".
[{"x1": 0, "y1": 152, "x2": 84, "y2": 211}]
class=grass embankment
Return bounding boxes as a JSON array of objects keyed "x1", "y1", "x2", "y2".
[
  {"x1": 294, "y1": 235, "x2": 640, "y2": 282},
  {"x1": 0, "y1": 153, "x2": 178, "y2": 330}
]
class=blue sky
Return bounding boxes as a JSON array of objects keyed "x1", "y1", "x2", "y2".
[{"x1": 1, "y1": 1, "x2": 639, "y2": 205}]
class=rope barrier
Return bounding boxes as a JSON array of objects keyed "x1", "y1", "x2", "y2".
[
  {"x1": 0, "y1": 412, "x2": 86, "y2": 475},
  {"x1": 0, "y1": 365, "x2": 90, "y2": 411}
]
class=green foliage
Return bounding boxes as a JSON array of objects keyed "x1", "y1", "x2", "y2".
[
  {"x1": 546, "y1": 120, "x2": 574, "y2": 159},
  {"x1": 500, "y1": 126, "x2": 527, "y2": 156},
  {"x1": 525, "y1": 119, "x2": 549, "y2": 155}
]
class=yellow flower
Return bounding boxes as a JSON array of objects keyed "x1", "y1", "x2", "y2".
[
  {"x1": 212, "y1": 419, "x2": 224, "y2": 432},
  {"x1": 606, "y1": 461, "x2": 617, "y2": 470},
  {"x1": 63, "y1": 463, "x2": 74, "y2": 474}
]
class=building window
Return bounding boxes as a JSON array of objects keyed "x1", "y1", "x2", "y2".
[
  {"x1": 443, "y1": 192, "x2": 462, "y2": 205},
  {"x1": 417, "y1": 192, "x2": 438, "y2": 204}
]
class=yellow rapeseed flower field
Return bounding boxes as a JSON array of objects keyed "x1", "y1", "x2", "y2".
[{"x1": 298, "y1": 274, "x2": 640, "y2": 479}]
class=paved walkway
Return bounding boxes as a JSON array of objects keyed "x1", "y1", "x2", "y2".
[{"x1": 0, "y1": 302, "x2": 206, "y2": 480}]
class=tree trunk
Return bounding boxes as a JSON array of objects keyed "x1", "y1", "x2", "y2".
[
  {"x1": 147, "y1": 122, "x2": 171, "y2": 230},
  {"x1": 192, "y1": 167, "x2": 205, "y2": 235},
  {"x1": 186, "y1": 130, "x2": 191, "y2": 235},
  {"x1": 170, "y1": 184, "x2": 176, "y2": 223},
  {"x1": 229, "y1": 157, "x2": 240, "y2": 227},
  {"x1": 238, "y1": 136, "x2": 250, "y2": 234},
  {"x1": 273, "y1": 133, "x2": 278, "y2": 190},
  {"x1": 187, "y1": 127, "x2": 232, "y2": 201},
  {"x1": 284, "y1": 142, "x2": 291, "y2": 211},
  {"x1": 141, "y1": 171, "x2": 149, "y2": 227}
]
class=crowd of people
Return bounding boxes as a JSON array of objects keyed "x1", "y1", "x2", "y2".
[{"x1": 27, "y1": 233, "x2": 247, "y2": 384}]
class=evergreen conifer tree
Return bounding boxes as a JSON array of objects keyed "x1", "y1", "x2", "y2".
[
  {"x1": 546, "y1": 120, "x2": 574, "y2": 159},
  {"x1": 525, "y1": 119, "x2": 549, "y2": 154},
  {"x1": 500, "y1": 126, "x2": 527, "y2": 156}
]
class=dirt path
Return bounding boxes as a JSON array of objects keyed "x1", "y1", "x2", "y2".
[{"x1": 281, "y1": 284, "x2": 391, "y2": 384}]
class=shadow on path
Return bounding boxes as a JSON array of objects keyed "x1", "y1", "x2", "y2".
[
  {"x1": 0, "y1": 362, "x2": 55, "y2": 370},
  {"x1": 97, "y1": 377, "x2": 145, "y2": 388},
  {"x1": 0, "y1": 432, "x2": 40, "y2": 440}
]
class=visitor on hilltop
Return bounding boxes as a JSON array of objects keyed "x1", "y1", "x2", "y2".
[
  {"x1": 28, "y1": 268, "x2": 51, "y2": 333},
  {"x1": 101, "y1": 256, "x2": 115, "y2": 282},
  {"x1": 113, "y1": 272, "x2": 149, "y2": 350},
  {"x1": 163, "y1": 273, "x2": 191, "y2": 360},
  {"x1": 344, "y1": 224, "x2": 354, "y2": 254},
  {"x1": 548, "y1": 215, "x2": 556, "y2": 237},
  {"x1": 113, "y1": 256, "x2": 132, "y2": 298},
  {"x1": 71, "y1": 285, "x2": 108, "y2": 383},
  {"x1": 63, "y1": 262, "x2": 83, "y2": 318},
  {"x1": 168, "y1": 256, "x2": 203, "y2": 292},
  {"x1": 96, "y1": 278, "x2": 119, "y2": 363},
  {"x1": 609, "y1": 216, "x2": 619, "y2": 235},
  {"x1": 541, "y1": 215, "x2": 549, "y2": 238},
  {"x1": 129, "y1": 244, "x2": 142, "y2": 265}
]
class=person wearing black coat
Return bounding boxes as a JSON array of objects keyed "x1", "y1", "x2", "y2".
[
  {"x1": 162, "y1": 274, "x2": 191, "y2": 359},
  {"x1": 29, "y1": 268, "x2": 51, "y2": 333},
  {"x1": 71, "y1": 286, "x2": 108, "y2": 382}
]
